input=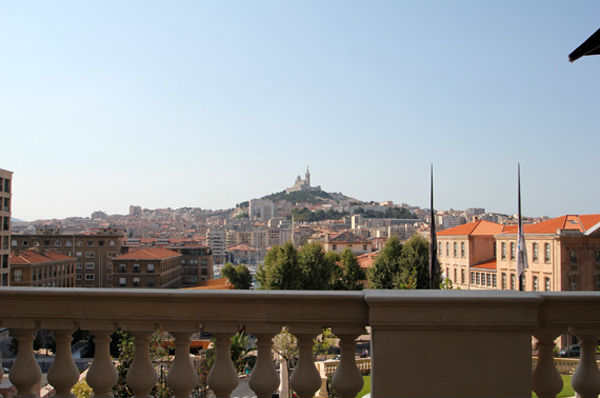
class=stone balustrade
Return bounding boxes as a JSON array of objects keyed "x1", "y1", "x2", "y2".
[{"x1": 0, "y1": 288, "x2": 599, "y2": 398}]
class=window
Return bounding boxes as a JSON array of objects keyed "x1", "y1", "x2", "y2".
[
  {"x1": 438, "y1": 242, "x2": 442, "y2": 255},
  {"x1": 492, "y1": 275, "x2": 497, "y2": 288},
  {"x1": 595, "y1": 249, "x2": 600, "y2": 263},
  {"x1": 133, "y1": 264, "x2": 140, "y2": 273},
  {"x1": 55, "y1": 241, "x2": 61, "y2": 247},
  {"x1": 446, "y1": 243, "x2": 449, "y2": 256},
  {"x1": 545, "y1": 277, "x2": 551, "y2": 292},
  {"x1": 76, "y1": 241, "x2": 83, "y2": 247},
  {"x1": 85, "y1": 263, "x2": 95, "y2": 270},
  {"x1": 569, "y1": 250, "x2": 578, "y2": 263},
  {"x1": 13, "y1": 269, "x2": 23, "y2": 282},
  {"x1": 486, "y1": 274, "x2": 491, "y2": 287},
  {"x1": 87, "y1": 241, "x2": 94, "y2": 247},
  {"x1": 66, "y1": 251, "x2": 72, "y2": 257},
  {"x1": 510, "y1": 243, "x2": 515, "y2": 260},
  {"x1": 133, "y1": 277, "x2": 140, "y2": 287},
  {"x1": 85, "y1": 252, "x2": 95, "y2": 258},
  {"x1": 569, "y1": 277, "x2": 578, "y2": 291},
  {"x1": 76, "y1": 274, "x2": 82, "y2": 281},
  {"x1": 66, "y1": 241, "x2": 72, "y2": 247},
  {"x1": 533, "y1": 276, "x2": 538, "y2": 291},
  {"x1": 85, "y1": 274, "x2": 95, "y2": 280},
  {"x1": 470, "y1": 272, "x2": 475, "y2": 284},
  {"x1": 460, "y1": 242, "x2": 465, "y2": 258},
  {"x1": 332, "y1": 244, "x2": 337, "y2": 251},
  {"x1": 147, "y1": 264, "x2": 155, "y2": 273},
  {"x1": 446, "y1": 267, "x2": 449, "y2": 278},
  {"x1": 476, "y1": 273, "x2": 480, "y2": 285},
  {"x1": 461, "y1": 269, "x2": 465, "y2": 284},
  {"x1": 532, "y1": 243, "x2": 538, "y2": 262},
  {"x1": 510, "y1": 274, "x2": 516, "y2": 290},
  {"x1": 98, "y1": 240, "x2": 105, "y2": 247},
  {"x1": 147, "y1": 277, "x2": 155, "y2": 287},
  {"x1": 201, "y1": 268, "x2": 208, "y2": 275},
  {"x1": 453, "y1": 268, "x2": 457, "y2": 282},
  {"x1": 107, "y1": 252, "x2": 116, "y2": 258},
  {"x1": 119, "y1": 277, "x2": 127, "y2": 287},
  {"x1": 119, "y1": 264, "x2": 127, "y2": 273},
  {"x1": 76, "y1": 263, "x2": 83, "y2": 269},
  {"x1": 11, "y1": 239, "x2": 17, "y2": 247},
  {"x1": 363, "y1": 244, "x2": 367, "y2": 251},
  {"x1": 75, "y1": 251, "x2": 83, "y2": 258},
  {"x1": 544, "y1": 243, "x2": 551, "y2": 263},
  {"x1": 501, "y1": 243, "x2": 506, "y2": 260},
  {"x1": 453, "y1": 242, "x2": 457, "y2": 257},
  {"x1": 109, "y1": 240, "x2": 115, "y2": 247},
  {"x1": 501, "y1": 273, "x2": 506, "y2": 289}
]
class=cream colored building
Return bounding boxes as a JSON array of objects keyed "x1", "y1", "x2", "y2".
[
  {"x1": 0, "y1": 168, "x2": 12, "y2": 287},
  {"x1": 322, "y1": 231, "x2": 373, "y2": 255}
]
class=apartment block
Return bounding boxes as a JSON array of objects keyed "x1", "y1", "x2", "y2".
[
  {"x1": 10, "y1": 248, "x2": 76, "y2": 287},
  {"x1": 0, "y1": 168, "x2": 13, "y2": 287},
  {"x1": 112, "y1": 248, "x2": 182, "y2": 288},
  {"x1": 11, "y1": 228, "x2": 124, "y2": 287}
]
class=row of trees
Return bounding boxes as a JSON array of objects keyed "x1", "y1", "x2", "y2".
[{"x1": 257, "y1": 242, "x2": 365, "y2": 290}]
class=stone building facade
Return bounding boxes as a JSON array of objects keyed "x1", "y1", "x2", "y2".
[{"x1": 0, "y1": 168, "x2": 12, "y2": 287}]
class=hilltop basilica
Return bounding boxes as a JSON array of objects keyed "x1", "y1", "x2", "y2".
[{"x1": 285, "y1": 166, "x2": 322, "y2": 194}]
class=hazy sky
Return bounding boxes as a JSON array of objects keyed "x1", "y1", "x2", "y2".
[{"x1": 1, "y1": 1, "x2": 599, "y2": 221}]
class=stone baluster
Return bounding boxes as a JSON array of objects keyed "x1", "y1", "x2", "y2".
[
  {"x1": 86, "y1": 330, "x2": 118, "y2": 398},
  {"x1": 9, "y1": 329, "x2": 42, "y2": 398},
  {"x1": 289, "y1": 327, "x2": 321, "y2": 398},
  {"x1": 247, "y1": 325, "x2": 280, "y2": 398},
  {"x1": 571, "y1": 330, "x2": 600, "y2": 398},
  {"x1": 206, "y1": 330, "x2": 239, "y2": 398},
  {"x1": 532, "y1": 330, "x2": 563, "y2": 398},
  {"x1": 331, "y1": 331, "x2": 364, "y2": 398},
  {"x1": 126, "y1": 331, "x2": 158, "y2": 398},
  {"x1": 47, "y1": 330, "x2": 80, "y2": 398},
  {"x1": 166, "y1": 332, "x2": 198, "y2": 398}
]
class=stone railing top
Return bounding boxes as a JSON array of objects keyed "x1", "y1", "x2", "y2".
[{"x1": 0, "y1": 288, "x2": 599, "y2": 334}]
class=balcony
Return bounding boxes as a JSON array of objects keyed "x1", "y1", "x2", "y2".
[{"x1": 1, "y1": 289, "x2": 599, "y2": 398}]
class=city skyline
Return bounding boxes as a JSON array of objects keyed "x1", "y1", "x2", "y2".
[{"x1": 2, "y1": 1, "x2": 599, "y2": 220}]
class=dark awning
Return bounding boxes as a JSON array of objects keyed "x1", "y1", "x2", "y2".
[{"x1": 569, "y1": 28, "x2": 600, "y2": 62}]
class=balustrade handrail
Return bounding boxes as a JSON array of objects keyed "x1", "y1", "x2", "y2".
[{"x1": 1, "y1": 288, "x2": 600, "y2": 398}]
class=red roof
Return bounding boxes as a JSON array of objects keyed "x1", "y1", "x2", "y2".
[
  {"x1": 501, "y1": 214, "x2": 600, "y2": 235},
  {"x1": 114, "y1": 248, "x2": 181, "y2": 260},
  {"x1": 437, "y1": 220, "x2": 505, "y2": 237},
  {"x1": 471, "y1": 259, "x2": 497, "y2": 270},
  {"x1": 11, "y1": 249, "x2": 74, "y2": 265},
  {"x1": 356, "y1": 252, "x2": 379, "y2": 268}
]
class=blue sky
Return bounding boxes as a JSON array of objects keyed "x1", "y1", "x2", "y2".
[{"x1": 1, "y1": 1, "x2": 599, "y2": 221}]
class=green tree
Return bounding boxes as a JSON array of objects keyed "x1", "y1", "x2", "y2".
[
  {"x1": 229, "y1": 331, "x2": 256, "y2": 373},
  {"x1": 222, "y1": 263, "x2": 252, "y2": 289},
  {"x1": 272, "y1": 327, "x2": 299, "y2": 398},
  {"x1": 337, "y1": 249, "x2": 366, "y2": 290},
  {"x1": 368, "y1": 236, "x2": 403, "y2": 289},
  {"x1": 368, "y1": 235, "x2": 437, "y2": 289},
  {"x1": 257, "y1": 242, "x2": 303, "y2": 290},
  {"x1": 398, "y1": 235, "x2": 431, "y2": 289},
  {"x1": 297, "y1": 243, "x2": 338, "y2": 290}
]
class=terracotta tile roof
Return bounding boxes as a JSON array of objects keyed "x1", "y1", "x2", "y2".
[
  {"x1": 328, "y1": 231, "x2": 370, "y2": 243},
  {"x1": 114, "y1": 248, "x2": 181, "y2": 260},
  {"x1": 437, "y1": 220, "x2": 504, "y2": 237},
  {"x1": 501, "y1": 214, "x2": 600, "y2": 235},
  {"x1": 183, "y1": 278, "x2": 234, "y2": 290},
  {"x1": 10, "y1": 249, "x2": 74, "y2": 264},
  {"x1": 356, "y1": 251, "x2": 379, "y2": 268},
  {"x1": 471, "y1": 259, "x2": 497, "y2": 270}
]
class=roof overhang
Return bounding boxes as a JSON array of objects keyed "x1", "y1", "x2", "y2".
[{"x1": 569, "y1": 28, "x2": 600, "y2": 62}]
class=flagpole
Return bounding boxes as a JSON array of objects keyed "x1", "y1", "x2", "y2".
[
  {"x1": 429, "y1": 164, "x2": 437, "y2": 289},
  {"x1": 517, "y1": 163, "x2": 526, "y2": 291}
]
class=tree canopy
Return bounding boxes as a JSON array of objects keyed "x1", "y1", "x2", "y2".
[
  {"x1": 222, "y1": 263, "x2": 252, "y2": 289},
  {"x1": 257, "y1": 242, "x2": 365, "y2": 290},
  {"x1": 368, "y1": 235, "x2": 437, "y2": 289}
]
